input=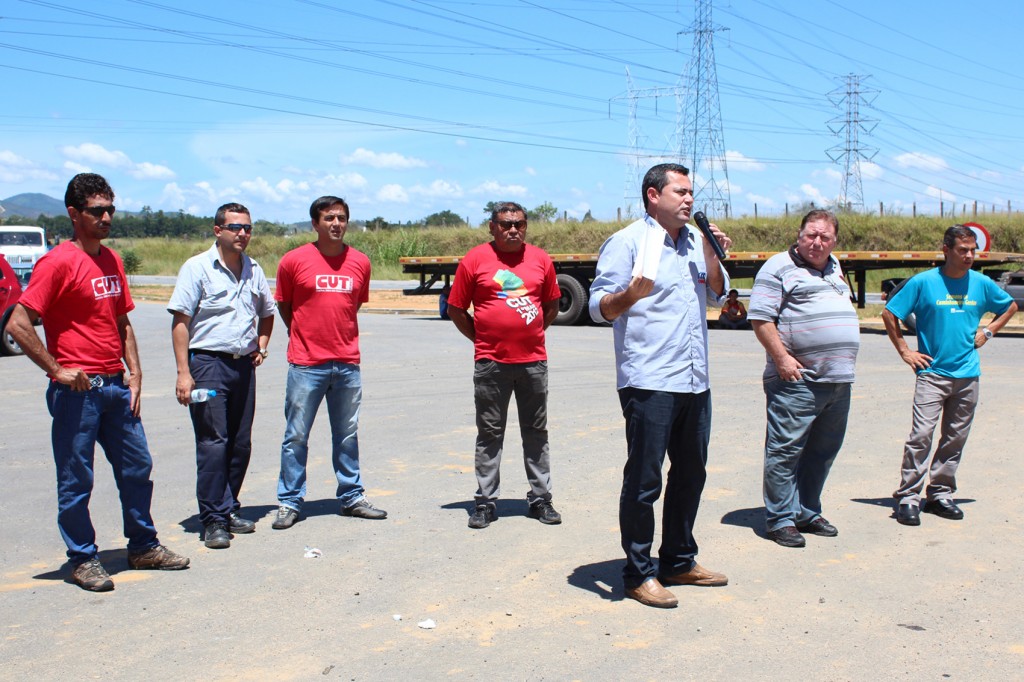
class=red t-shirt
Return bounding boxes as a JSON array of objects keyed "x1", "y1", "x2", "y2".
[
  {"x1": 275, "y1": 243, "x2": 370, "y2": 366},
  {"x1": 19, "y1": 241, "x2": 134, "y2": 375},
  {"x1": 448, "y1": 242, "x2": 559, "y2": 362}
]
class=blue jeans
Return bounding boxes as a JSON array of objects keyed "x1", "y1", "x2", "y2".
[
  {"x1": 277, "y1": 362, "x2": 364, "y2": 511},
  {"x1": 762, "y1": 378, "x2": 851, "y2": 531},
  {"x1": 618, "y1": 388, "x2": 711, "y2": 589},
  {"x1": 46, "y1": 377, "x2": 159, "y2": 564}
]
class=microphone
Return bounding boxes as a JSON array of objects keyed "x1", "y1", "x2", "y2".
[{"x1": 693, "y1": 211, "x2": 727, "y2": 261}]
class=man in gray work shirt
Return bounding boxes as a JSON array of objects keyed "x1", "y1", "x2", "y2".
[{"x1": 168, "y1": 202, "x2": 276, "y2": 549}]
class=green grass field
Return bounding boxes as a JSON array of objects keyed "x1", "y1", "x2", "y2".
[{"x1": 106, "y1": 212, "x2": 1024, "y2": 283}]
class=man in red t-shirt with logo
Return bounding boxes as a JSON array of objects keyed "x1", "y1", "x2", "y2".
[
  {"x1": 448, "y1": 201, "x2": 561, "y2": 529},
  {"x1": 8, "y1": 173, "x2": 190, "y2": 592},
  {"x1": 270, "y1": 196, "x2": 387, "y2": 530}
]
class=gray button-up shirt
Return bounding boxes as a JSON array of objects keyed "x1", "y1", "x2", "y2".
[
  {"x1": 589, "y1": 216, "x2": 729, "y2": 393},
  {"x1": 168, "y1": 244, "x2": 276, "y2": 356}
]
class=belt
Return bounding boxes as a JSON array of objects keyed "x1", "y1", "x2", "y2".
[
  {"x1": 88, "y1": 373, "x2": 123, "y2": 389},
  {"x1": 191, "y1": 349, "x2": 244, "y2": 360}
]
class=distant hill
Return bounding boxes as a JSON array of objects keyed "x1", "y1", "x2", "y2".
[{"x1": 1, "y1": 193, "x2": 66, "y2": 219}]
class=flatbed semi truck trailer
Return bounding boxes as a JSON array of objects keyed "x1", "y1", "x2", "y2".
[{"x1": 399, "y1": 250, "x2": 1024, "y2": 326}]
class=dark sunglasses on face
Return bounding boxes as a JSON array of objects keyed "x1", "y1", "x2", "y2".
[
  {"x1": 221, "y1": 223, "x2": 253, "y2": 233},
  {"x1": 81, "y1": 205, "x2": 116, "y2": 218},
  {"x1": 496, "y1": 219, "x2": 526, "y2": 231}
]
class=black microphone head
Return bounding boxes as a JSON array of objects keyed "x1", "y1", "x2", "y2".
[{"x1": 693, "y1": 211, "x2": 709, "y2": 228}]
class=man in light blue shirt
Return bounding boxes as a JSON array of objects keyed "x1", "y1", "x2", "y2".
[
  {"x1": 168, "y1": 202, "x2": 276, "y2": 549},
  {"x1": 883, "y1": 224, "x2": 1016, "y2": 527},
  {"x1": 589, "y1": 163, "x2": 731, "y2": 609}
]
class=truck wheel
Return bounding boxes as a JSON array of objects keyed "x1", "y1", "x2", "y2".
[
  {"x1": 555, "y1": 274, "x2": 587, "y2": 325},
  {"x1": 887, "y1": 278, "x2": 917, "y2": 333}
]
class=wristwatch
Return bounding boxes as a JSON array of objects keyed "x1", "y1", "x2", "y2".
[
  {"x1": 258, "y1": 348, "x2": 269, "y2": 358},
  {"x1": 982, "y1": 327, "x2": 993, "y2": 340}
]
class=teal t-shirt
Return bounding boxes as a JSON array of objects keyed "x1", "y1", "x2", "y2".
[{"x1": 886, "y1": 268, "x2": 1013, "y2": 378}]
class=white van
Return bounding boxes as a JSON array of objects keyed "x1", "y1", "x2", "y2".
[{"x1": 0, "y1": 226, "x2": 47, "y2": 283}]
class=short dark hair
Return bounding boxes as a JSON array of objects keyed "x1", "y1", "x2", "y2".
[
  {"x1": 943, "y1": 224, "x2": 976, "y2": 248},
  {"x1": 65, "y1": 173, "x2": 114, "y2": 211},
  {"x1": 641, "y1": 163, "x2": 689, "y2": 211},
  {"x1": 728, "y1": 288, "x2": 739, "y2": 297},
  {"x1": 309, "y1": 196, "x2": 349, "y2": 222},
  {"x1": 490, "y1": 201, "x2": 526, "y2": 222},
  {"x1": 799, "y1": 209, "x2": 840, "y2": 237},
  {"x1": 214, "y1": 202, "x2": 250, "y2": 226}
]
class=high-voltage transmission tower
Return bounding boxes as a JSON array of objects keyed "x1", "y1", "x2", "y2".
[
  {"x1": 679, "y1": 0, "x2": 731, "y2": 218},
  {"x1": 614, "y1": 68, "x2": 683, "y2": 218},
  {"x1": 826, "y1": 74, "x2": 878, "y2": 212}
]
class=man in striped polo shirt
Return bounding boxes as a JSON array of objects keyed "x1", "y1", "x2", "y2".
[{"x1": 748, "y1": 209, "x2": 860, "y2": 548}]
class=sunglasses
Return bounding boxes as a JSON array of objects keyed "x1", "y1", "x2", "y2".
[
  {"x1": 221, "y1": 223, "x2": 253, "y2": 233},
  {"x1": 81, "y1": 205, "x2": 116, "y2": 218},
  {"x1": 496, "y1": 219, "x2": 527, "y2": 231}
]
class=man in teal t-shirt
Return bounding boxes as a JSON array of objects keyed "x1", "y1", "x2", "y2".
[{"x1": 882, "y1": 225, "x2": 1016, "y2": 527}]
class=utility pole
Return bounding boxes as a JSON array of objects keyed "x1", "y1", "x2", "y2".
[
  {"x1": 679, "y1": 0, "x2": 731, "y2": 219},
  {"x1": 827, "y1": 74, "x2": 878, "y2": 213},
  {"x1": 613, "y1": 68, "x2": 683, "y2": 219}
]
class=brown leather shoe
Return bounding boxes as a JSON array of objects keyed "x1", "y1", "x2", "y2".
[
  {"x1": 625, "y1": 577, "x2": 678, "y2": 608},
  {"x1": 660, "y1": 562, "x2": 728, "y2": 587}
]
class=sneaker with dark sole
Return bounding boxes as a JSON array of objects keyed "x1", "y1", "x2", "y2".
[
  {"x1": 72, "y1": 558, "x2": 114, "y2": 592},
  {"x1": 341, "y1": 498, "x2": 388, "y2": 520},
  {"x1": 468, "y1": 503, "x2": 497, "y2": 529},
  {"x1": 127, "y1": 545, "x2": 190, "y2": 570},
  {"x1": 272, "y1": 506, "x2": 299, "y2": 530},
  {"x1": 204, "y1": 523, "x2": 231, "y2": 549},
  {"x1": 766, "y1": 525, "x2": 806, "y2": 548},
  {"x1": 528, "y1": 500, "x2": 562, "y2": 525},
  {"x1": 229, "y1": 512, "x2": 255, "y2": 534}
]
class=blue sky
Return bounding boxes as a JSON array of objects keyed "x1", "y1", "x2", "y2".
[{"x1": 1, "y1": 0, "x2": 1022, "y2": 226}]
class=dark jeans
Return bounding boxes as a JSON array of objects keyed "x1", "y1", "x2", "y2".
[
  {"x1": 189, "y1": 352, "x2": 256, "y2": 526},
  {"x1": 618, "y1": 387, "x2": 711, "y2": 589},
  {"x1": 46, "y1": 376, "x2": 159, "y2": 564}
]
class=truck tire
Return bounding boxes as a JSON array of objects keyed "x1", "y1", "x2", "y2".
[
  {"x1": 886, "y1": 278, "x2": 917, "y2": 334},
  {"x1": 555, "y1": 274, "x2": 587, "y2": 325}
]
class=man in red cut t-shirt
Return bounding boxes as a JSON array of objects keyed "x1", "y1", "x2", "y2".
[
  {"x1": 448, "y1": 201, "x2": 562, "y2": 529},
  {"x1": 8, "y1": 173, "x2": 190, "y2": 592},
  {"x1": 270, "y1": 195, "x2": 387, "y2": 530}
]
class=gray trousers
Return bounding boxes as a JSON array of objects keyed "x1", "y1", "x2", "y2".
[
  {"x1": 472, "y1": 359, "x2": 552, "y2": 506},
  {"x1": 894, "y1": 373, "x2": 979, "y2": 505}
]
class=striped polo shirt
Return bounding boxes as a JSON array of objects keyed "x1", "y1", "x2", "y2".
[{"x1": 747, "y1": 246, "x2": 860, "y2": 383}]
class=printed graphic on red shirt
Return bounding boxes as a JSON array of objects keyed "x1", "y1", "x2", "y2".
[
  {"x1": 315, "y1": 274, "x2": 353, "y2": 292},
  {"x1": 91, "y1": 275, "x2": 122, "y2": 299},
  {"x1": 492, "y1": 269, "x2": 539, "y2": 325}
]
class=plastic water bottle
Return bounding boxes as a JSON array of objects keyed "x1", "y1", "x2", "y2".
[{"x1": 190, "y1": 388, "x2": 217, "y2": 403}]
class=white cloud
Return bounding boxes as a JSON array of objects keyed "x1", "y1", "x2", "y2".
[
  {"x1": 745, "y1": 193, "x2": 777, "y2": 208},
  {"x1": 376, "y1": 184, "x2": 409, "y2": 203},
  {"x1": 455, "y1": 139, "x2": 468, "y2": 147},
  {"x1": 524, "y1": 166, "x2": 537, "y2": 176},
  {"x1": 0, "y1": 150, "x2": 60, "y2": 183},
  {"x1": 310, "y1": 172, "x2": 369, "y2": 192},
  {"x1": 410, "y1": 179, "x2": 463, "y2": 198},
  {"x1": 813, "y1": 167, "x2": 843, "y2": 182},
  {"x1": 61, "y1": 143, "x2": 132, "y2": 168},
  {"x1": 725, "y1": 150, "x2": 766, "y2": 172},
  {"x1": 860, "y1": 161, "x2": 883, "y2": 180},
  {"x1": 801, "y1": 183, "x2": 830, "y2": 205},
  {"x1": 339, "y1": 148, "x2": 427, "y2": 170},
  {"x1": 130, "y1": 162, "x2": 176, "y2": 180},
  {"x1": 923, "y1": 185, "x2": 956, "y2": 202},
  {"x1": 471, "y1": 180, "x2": 528, "y2": 197},
  {"x1": 894, "y1": 152, "x2": 949, "y2": 172},
  {"x1": 63, "y1": 160, "x2": 92, "y2": 174},
  {"x1": 239, "y1": 177, "x2": 283, "y2": 203}
]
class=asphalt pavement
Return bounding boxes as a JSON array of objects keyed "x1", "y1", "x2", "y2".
[{"x1": 1, "y1": 304, "x2": 1022, "y2": 680}]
